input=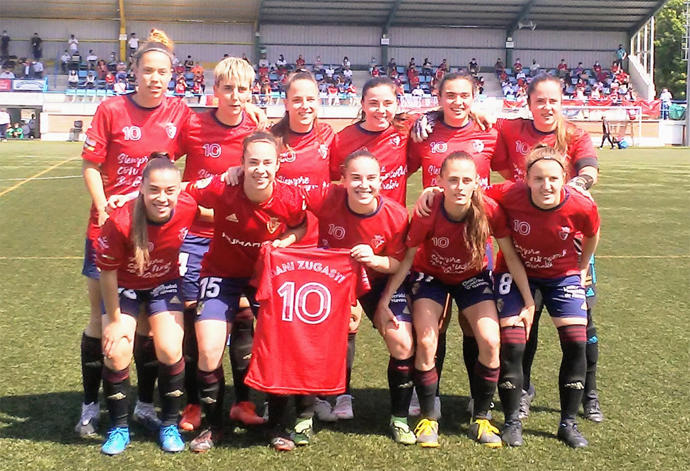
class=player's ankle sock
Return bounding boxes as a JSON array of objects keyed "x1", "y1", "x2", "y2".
[
  {"x1": 387, "y1": 356, "x2": 414, "y2": 417},
  {"x1": 134, "y1": 334, "x2": 157, "y2": 404},
  {"x1": 183, "y1": 306, "x2": 200, "y2": 405},
  {"x1": 158, "y1": 358, "x2": 185, "y2": 426},
  {"x1": 229, "y1": 313, "x2": 254, "y2": 403},
  {"x1": 296, "y1": 395, "x2": 315, "y2": 419},
  {"x1": 472, "y1": 361, "x2": 499, "y2": 418},
  {"x1": 103, "y1": 366, "x2": 130, "y2": 428},
  {"x1": 558, "y1": 325, "x2": 587, "y2": 422},
  {"x1": 498, "y1": 326, "x2": 526, "y2": 421},
  {"x1": 413, "y1": 367, "x2": 438, "y2": 419},
  {"x1": 198, "y1": 367, "x2": 225, "y2": 430},
  {"x1": 435, "y1": 331, "x2": 447, "y2": 396},
  {"x1": 345, "y1": 332, "x2": 356, "y2": 394},
  {"x1": 462, "y1": 335, "x2": 479, "y2": 398},
  {"x1": 585, "y1": 318, "x2": 599, "y2": 399},
  {"x1": 80, "y1": 332, "x2": 103, "y2": 404}
]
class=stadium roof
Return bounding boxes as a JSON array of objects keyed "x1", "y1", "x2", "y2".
[{"x1": 0, "y1": 0, "x2": 669, "y2": 34}]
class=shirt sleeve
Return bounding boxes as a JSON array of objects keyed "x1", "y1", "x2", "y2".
[
  {"x1": 569, "y1": 127, "x2": 599, "y2": 173},
  {"x1": 184, "y1": 175, "x2": 225, "y2": 208},
  {"x1": 95, "y1": 216, "x2": 127, "y2": 271},
  {"x1": 490, "y1": 118, "x2": 511, "y2": 173},
  {"x1": 251, "y1": 244, "x2": 273, "y2": 301},
  {"x1": 82, "y1": 103, "x2": 111, "y2": 164},
  {"x1": 386, "y1": 212, "x2": 409, "y2": 261},
  {"x1": 405, "y1": 211, "x2": 432, "y2": 248},
  {"x1": 578, "y1": 197, "x2": 600, "y2": 238},
  {"x1": 486, "y1": 198, "x2": 511, "y2": 239},
  {"x1": 406, "y1": 138, "x2": 422, "y2": 176}
]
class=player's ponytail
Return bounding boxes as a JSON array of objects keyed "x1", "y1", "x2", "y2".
[
  {"x1": 134, "y1": 28, "x2": 174, "y2": 66},
  {"x1": 271, "y1": 71, "x2": 320, "y2": 151},
  {"x1": 440, "y1": 152, "x2": 489, "y2": 270},
  {"x1": 527, "y1": 73, "x2": 574, "y2": 155},
  {"x1": 131, "y1": 153, "x2": 178, "y2": 275}
]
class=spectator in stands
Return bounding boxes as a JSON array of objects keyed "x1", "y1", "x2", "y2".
[
  {"x1": 495, "y1": 57, "x2": 505, "y2": 74},
  {"x1": 557, "y1": 58, "x2": 568, "y2": 78},
  {"x1": 409, "y1": 69, "x2": 420, "y2": 90},
  {"x1": 32, "y1": 60, "x2": 43, "y2": 79},
  {"x1": 68, "y1": 34, "x2": 79, "y2": 55},
  {"x1": 113, "y1": 77, "x2": 126, "y2": 94},
  {"x1": 7, "y1": 122, "x2": 23, "y2": 139},
  {"x1": 86, "y1": 50, "x2": 98, "y2": 70},
  {"x1": 343, "y1": 66, "x2": 353, "y2": 81},
  {"x1": 260, "y1": 81, "x2": 271, "y2": 105},
  {"x1": 60, "y1": 50, "x2": 71, "y2": 74},
  {"x1": 128, "y1": 32, "x2": 139, "y2": 57},
  {"x1": 325, "y1": 63, "x2": 335, "y2": 79},
  {"x1": 439, "y1": 58, "x2": 449, "y2": 73},
  {"x1": 115, "y1": 61, "x2": 127, "y2": 82},
  {"x1": 27, "y1": 114, "x2": 36, "y2": 138},
  {"x1": 1, "y1": 31, "x2": 9, "y2": 63},
  {"x1": 387, "y1": 57, "x2": 397, "y2": 76},
  {"x1": 590, "y1": 84, "x2": 601, "y2": 99},
  {"x1": 193, "y1": 72, "x2": 205, "y2": 94},
  {"x1": 513, "y1": 58, "x2": 523, "y2": 73},
  {"x1": 171, "y1": 52, "x2": 181, "y2": 70},
  {"x1": 411, "y1": 83, "x2": 424, "y2": 101},
  {"x1": 529, "y1": 59, "x2": 540, "y2": 76},
  {"x1": 191, "y1": 61, "x2": 204, "y2": 79},
  {"x1": 21, "y1": 120, "x2": 30, "y2": 138},
  {"x1": 369, "y1": 56, "x2": 377, "y2": 73},
  {"x1": 68, "y1": 69, "x2": 79, "y2": 88},
  {"x1": 435, "y1": 62, "x2": 446, "y2": 82},
  {"x1": 175, "y1": 74, "x2": 186, "y2": 95},
  {"x1": 327, "y1": 81, "x2": 339, "y2": 106},
  {"x1": 468, "y1": 57, "x2": 478, "y2": 76},
  {"x1": 660, "y1": 87, "x2": 673, "y2": 120},
  {"x1": 422, "y1": 57, "x2": 432, "y2": 76},
  {"x1": 296, "y1": 54, "x2": 306, "y2": 70},
  {"x1": 84, "y1": 71, "x2": 96, "y2": 89},
  {"x1": 0, "y1": 108, "x2": 9, "y2": 142},
  {"x1": 30, "y1": 33, "x2": 42, "y2": 60},
  {"x1": 96, "y1": 59, "x2": 108, "y2": 79},
  {"x1": 371, "y1": 66, "x2": 380, "y2": 77},
  {"x1": 615, "y1": 44, "x2": 627, "y2": 68},
  {"x1": 574, "y1": 62, "x2": 584, "y2": 78},
  {"x1": 21, "y1": 59, "x2": 31, "y2": 78},
  {"x1": 343, "y1": 56, "x2": 351, "y2": 69},
  {"x1": 345, "y1": 82, "x2": 357, "y2": 105},
  {"x1": 276, "y1": 54, "x2": 287, "y2": 70},
  {"x1": 0, "y1": 67, "x2": 14, "y2": 79},
  {"x1": 104, "y1": 71, "x2": 115, "y2": 89},
  {"x1": 314, "y1": 55, "x2": 323, "y2": 73},
  {"x1": 592, "y1": 61, "x2": 602, "y2": 76},
  {"x1": 408, "y1": 57, "x2": 416, "y2": 70},
  {"x1": 184, "y1": 55, "x2": 194, "y2": 72}
]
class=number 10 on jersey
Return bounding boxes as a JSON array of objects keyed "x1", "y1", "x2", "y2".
[{"x1": 277, "y1": 281, "x2": 332, "y2": 325}]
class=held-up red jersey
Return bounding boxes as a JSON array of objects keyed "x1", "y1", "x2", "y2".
[
  {"x1": 185, "y1": 175, "x2": 307, "y2": 278},
  {"x1": 308, "y1": 184, "x2": 409, "y2": 282},
  {"x1": 245, "y1": 245, "x2": 371, "y2": 395},
  {"x1": 82, "y1": 94, "x2": 191, "y2": 240},
  {"x1": 486, "y1": 182, "x2": 600, "y2": 279},
  {"x1": 94, "y1": 193, "x2": 198, "y2": 289},
  {"x1": 407, "y1": 119, "x2": 498, "y2": 189},
  {"x1": 407, "y1": 194, "x2": 510, "y2": 284},
  {"x1": 181, "y1": 111, "x2": 257, "y2": 238},
  {"x1": 330, "y1": 121, "x2": 413, "y2": 206},
  {"x1": 492, "y1": 118, "x2": 598, "y2": 182}
]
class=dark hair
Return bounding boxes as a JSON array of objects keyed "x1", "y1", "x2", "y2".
[
  {"x1": 131, "y1": 154, "x2": 178, "y2": 274},
  {"x1": 270, "y1": 71, "x2": 320, "y2": 148},
  {"x1": 242, "y1": 131, "x2": 280, "y2": 157},
  {"x1": 526, "y1": 74, "x2": 573, "y2": 154},
  {"x1": 439, "y1": 151, "x2": 489, "y2": 270},
  {"x1": 437, "y1": 71, "x2": 477, "y2": 100},
  {"x1": 341, "y1": 149, "x2": 380, "y2": 176},
  {"x1": 358, "y1": 77, "x2": 410, "y2": 132}
]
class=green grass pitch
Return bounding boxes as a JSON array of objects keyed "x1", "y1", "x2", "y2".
[{"x1": 0, "y1": 141, "x2": 688, "y2": 470}]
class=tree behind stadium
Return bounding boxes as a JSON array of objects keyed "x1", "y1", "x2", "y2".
[{"x1": 654, "y1": 0, "x2": 687, "y2": 99}]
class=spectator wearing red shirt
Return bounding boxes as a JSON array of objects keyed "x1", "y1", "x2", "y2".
[
  {"x1": 557, "y1": 59, "x2": 568, "y2": 78},
  {"x1": 296, "y1": 54, "x2": 306, "y2": 70},
  {"x1": 513, "y1": 58, "x2": 523, "y2": 74}
]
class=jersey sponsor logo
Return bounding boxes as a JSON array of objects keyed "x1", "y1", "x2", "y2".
[
  {"x1": 280, "y1": 150, "x2": 297, "y2": 163},
  {"x1": 472, "y1": 139, "x2": 485, "y2": 153},
  {"x1": 514, "y1": 140, "x2": 530, "y2": 155},
  {"x1": 430, "y1": 141, "x2": 448, "y2": 154},
  {"x1": 513, "y1": 219, "x2": 531, "y2": 236},
  {"x1": 165, "y1": 123, "x2": 177, "y2": 139},
  {"x1": 122, "y1": 125, "x2": 142, "y2": 141},
  {"x1": 371, "y1": 234, "x2": 385, "y2": 249},
  {"x1": 327, "y1": 224, "x2": 346, "y2": 240},
  {"x1": 202, "y1": 143, "x2": 221, "y2": 158},
  {"x1": 221, "y1": 232, "x2": 262, "y2": 248},
  {"x1": 194, "y1": 177, "x2": 212, "y2": 189},
  {"x1": 558, "y1": 226, "x2": 571, "y2": 240},
  {"x1": 431, "y1": 236, "x2": 449, "y2": 248},
  {"x1": 318, "y1": 143, "x2": 329, "y2": 160},
  {"x1": 226, "y1": 213, "x2": 239, "y2": 223},
  {"x1": 267, "y1": 217, "x2": 281, "y2": 234}
]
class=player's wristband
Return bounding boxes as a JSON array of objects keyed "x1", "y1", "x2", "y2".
[{"x1": 569, "y1": 174, "x2": 594, "y2": 190}]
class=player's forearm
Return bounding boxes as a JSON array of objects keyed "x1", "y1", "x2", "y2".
[
  {"x1": 497, "y1": 237, "x2": 535, "y2": 308},
  {"x1": 579, "y1": 231, "x2": 600, "y2": 271},
  {"x1": 99, "y1": 269, "x2": 122, "y2": 322},
  {"x1": 197, "y1": 206, "x2": 214, "y2": 223},
  {"x1": 577, "y1": 165, "x2": 598, "y2": 186},
  {"x1": 380, "y1": 248, "x2": 416, "y2": 300},
  {"x1": 82, "y1": 162, "x2": 107, "y2": 212}
]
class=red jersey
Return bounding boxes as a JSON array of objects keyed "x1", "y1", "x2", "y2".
[
  {"x1": 493, "y1": 118, "x2": 598, "y2": 182},
  {"x1": 185, "y1": 175, "x2": 307, "y2": 278},
  {"x1": 406, "y1": 194, "x2": 509, "y2": 284},
  {"x1": 95, "y1": 193, "x2": 198, "y2": 290},
  {"x1": 181, "y1": 110, "x2": 257, "y2": 238},
  {"x1": 330, "y1": 121, "x2": 413, "y2": 206},
  {"x1": 486, "y1": 182, "x2": 600, "y2": 279},
  {"x1": 407, "y1": 119, "x2": 498, "y2": 189},
  {"x1": 245, "y1": 245, "x2": 370, "y2": 395},
  {"x1": 309, "y1": 184, "x2": 409, "y2": 282},
  {"x1": 82, "y1": 94, "x2": 192, "y2": 240},
  {"x1": 276, "y1": 122, "x2": 335, "y2": 197}
]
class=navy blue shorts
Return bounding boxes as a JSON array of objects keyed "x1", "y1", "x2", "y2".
[
  {"x1": 494, "y1": 272, "x2": 587, "y2": 319},
  {"x1": 81, "y1": 238, "x2": 100, "y2": 280},
  {"x1": 359, "y1": 278, "x2": 412, "y2": 324},
  {"x1": 409, "y1": 270, "x2": 495, "y2": 311},
  {"x1": 196, "y1": 276, "x2": 258, "y2": 323},
  {"x1": 179, "y1": 234, "x2": 211, "y2": 302},
  {"x1": 103, "y1": 279, "x2": 184, "y2": 317}
]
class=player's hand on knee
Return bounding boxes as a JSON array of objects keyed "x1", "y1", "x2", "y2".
[
  {"x1": 516, "y1": 304, "x2": 536, "y2": 341},
  {"x1": 102, "y1": 320, "x2": 132, "y2": 358},
  {"x1": 374, "y1": 303, "x2": 399, "y2": 337}
]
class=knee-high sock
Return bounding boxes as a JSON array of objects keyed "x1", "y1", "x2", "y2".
[
  {"x1": 296, "y1": 395, "x2": 315, "y2": 420},
  {"x1": 198, "y1": 367, "x2": 225, "y2": 430},
  {"x1": 584, "y1": 309, "x2": 599, "y2": 401},
  {"x1": 80, "y1": 332, "x2": 103, "y2": 404},
  {"x1": 134, "y1": 334, "x2": 157, "y2": 404},
  {"x1": 522, "y1": 306, "x2": 543, "y2": 390},
  {"x1": 498, "y1": 326, "x2": 526, "y2": 422},
  {"x1": 387, "y1": 356, "x2": 414, "y2": 418},
  {"x1": 462, "y1": 335, "x2": 479, "y2": 399},
  {"x1": 229, "y1": 313, "x2": 253, "y2": 403},
  {"x1": 345, "y1": 332, "x2": 356, "y2": 394},
  {"x1": 472, "y1": 361, "x2": 499, "y2": 419},
  {"x1": 158, "y1": 358, "x2": 185, "y2": 426},
  {"x1": 435, "y1": 331, "x2": 447, "y2": 396},
  {"x1": 413, "y1": 367, "x2": 439, "y2": 420},
  {"x1": 183, "y1": 306, "x2": 199, "y2": 405},
  {"x1": 103, "y1": 366, "x2": 130, "y2": 428},
  {"x1": 558, "y1": 325, "x2": 587, "y2": 423},
  {"x1": 267, "y1": 394, "x2": 290, "y2": 431}
]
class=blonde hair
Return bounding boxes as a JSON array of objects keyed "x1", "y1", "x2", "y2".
[
  {"x1": 525, "y1": 143, "x2": 566, "y2": 174},
  {"x1": 133, "y1": 29, "x2": 174, "y2": 66},
  {"x1": 214, "y1": 56, "x2": 256, "y2": 88}
]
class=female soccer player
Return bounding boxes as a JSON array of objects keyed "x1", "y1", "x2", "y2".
[
  {"x1": 492, "y1": 74, "x2": 602, "y2": 423},
  {"x1": 486, "y1": 145, "x2": 600, "y2": 448},
  {"x1": 96, "y1": 156, "x2": 198, "y2": 455},
  {"x1": 308, "y1": 151, "x2": 415, "y2": 445},
  {"x1": 184, "y1": 132, "x2": 307, "y2": 453},
  {"x1": 176, "y1": 57, "x2": 263, "y2": 431},
  {"x1": 78, "y1": 29, "x2": 192, "y2": 437},
  {"x1": 378, "y1": 152, "x2": 534, "y2": 448}
]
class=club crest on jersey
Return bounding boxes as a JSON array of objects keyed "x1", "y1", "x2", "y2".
[
  {"x1": 319, "y1": 143, "x2": 329, "y2": 160},
  {"x1": 178, "y1": 227, "x2": 189, "y2": 241},
  {"x1": 389, "y1": 135, "x2": 402, "y2": 148},
  {"x1": 226, "y1": 213, "x2": 239, "y2": 223},
  {"x1": 371, "y1": 234, "x2": 385, "y2": 249},
  {"x1": 472, "y1": 139, "x2": 485, "y2": 153},
  {"x1": 165, "y1": 123, "x2": 177, "y2": 139},
  {"x1": 267, "y1": 217, "x2": 281, "y2": 234},
  {"x1": 558, "y1": 226, "x2": 571, "y2": 240},
  {"x1": 430, "y1": 141, "x2": 448, "y2": 154},
  {"x1": 147, "y1": 242, "x2": 155, "y2": 251}
]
